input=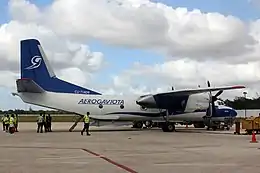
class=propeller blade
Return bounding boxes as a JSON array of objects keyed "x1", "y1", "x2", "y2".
[
  {"x1": 207, "y1": 80, "x2": 210, "y2": 87},
  {"x1": 211, "y1": 99, "x2": 216, "y2": 116},
  {"x1": 206, "y1": 80, "x2": 212, "y2": 117},
  {"x1": 206, "y1": 80, "x2": 218, "y2": 117},
  {"x1": 214, "y1": 90, "x2": 223, "y2": 98}
]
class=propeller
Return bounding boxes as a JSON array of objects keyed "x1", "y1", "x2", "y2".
[{"x1": 206, "y1": 80, "x2": 224, "y2": 117}]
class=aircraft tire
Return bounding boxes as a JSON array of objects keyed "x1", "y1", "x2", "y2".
[
  {"x1": 134, "y1": 121, "x2": 143, "y2": 129},
  {"x1": 162, "y1": 122, "x2": 175, "y2": 132},
  {"x1": 193, "y1": 123, "x2": 205, "y2": 128},
  {"x1": 144, "y1": 121, "x2": 153, "y2": 128}
]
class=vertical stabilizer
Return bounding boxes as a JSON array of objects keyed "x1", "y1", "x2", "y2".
[{"x1": 20, "y1": 39, "x2": 101, "y2": 95}]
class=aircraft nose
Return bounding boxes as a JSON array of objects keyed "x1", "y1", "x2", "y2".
[
  {"x1": 216, "y1": 106, "x2": 237, "y2": 117},
  {"x1": 230, "y1": 108, "x2": 237, "y2": 117}
]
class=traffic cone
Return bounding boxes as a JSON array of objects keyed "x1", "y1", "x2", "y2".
[{"x1": 250, "y1": 131, "x2": 258, "y2": 143}]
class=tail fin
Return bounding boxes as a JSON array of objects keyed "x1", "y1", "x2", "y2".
[{"x1": 20, "y1": 39, "x2": 101, "y2": 95}]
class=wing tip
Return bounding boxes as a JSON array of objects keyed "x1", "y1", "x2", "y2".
[{"x1": 232, "y1": 85, "x2": 246, "y2": 89}]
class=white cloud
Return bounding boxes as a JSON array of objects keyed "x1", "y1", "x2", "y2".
[
  {"x1": 8, "y1": 0, "x2": 257, "y2": 62},
  {"x1": 8, "y1": 0, "x2": 42, "y2": 23},
  {"x1": 0, "y1": 71, "x2": 19, "y2": 89},
  {"x1": 110, "y1": 59, "x2": 258, "y2": 99},
  {"x1": 59, "y1": 67, "x2": 88, "y2": 87},
  {"x1": 0, "y1": 0, "x2": 260, "y2": 105}
]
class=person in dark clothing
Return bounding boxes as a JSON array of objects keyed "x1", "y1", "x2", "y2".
[
  {"x1": 14, "y1": 113, "x2": 19, "y2": 132},
  {"x1": 9, "y1": 114, "x2": 15, "y2": 134},
  {"x1": 46, "y1": 114, "x2": 52, "y2": 132},
  {"x1": 4, "y1": 114, "x2": 9, "y2": 132},
  {"x1": 81, "y1": 112, "x2": 91, "y2": 136},
  {"x1": 42, "y1": 113, "x2": 47, "y2": 133},
  {"x1": 2, "y1": 115, "x2": 5, "y2": 131},
  {"x1": 37, "y1": 113, "x2": 44, "y2": 133}
]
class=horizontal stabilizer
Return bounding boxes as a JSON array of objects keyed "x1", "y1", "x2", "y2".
[{"x1": 16, "y1": 78, "x2": 45, "y2": 93}]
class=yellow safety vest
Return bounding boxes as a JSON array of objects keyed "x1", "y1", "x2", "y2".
[
  {"x1": 9, "y1": 117, "x2": 14, "y2": 125},
  {"x1": 4, "y1": 117, "x2": 9, "y2": 124},
  {"x1": 83, "y1": 115, "x2": 90, "y2": 123},
  {"x1": 14, "y1": 117, "x2": 17, "y2": 124}
]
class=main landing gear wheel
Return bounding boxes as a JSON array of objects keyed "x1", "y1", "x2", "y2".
[
  {"x1": 212, "y1": 126, "x2": 217, "y2": 131},
  {"x1": 133, "y1": 121, "x2": 143, "y2": 129},
  {"x1": 162, "y1": 122, "x2": 175, "y2": 132},
  {"x1": 144, "y1": 121, "x2": 153, "y2": 128},
  {"x1": 160, "y1": 109, "x2": 176, "y2": 132}
]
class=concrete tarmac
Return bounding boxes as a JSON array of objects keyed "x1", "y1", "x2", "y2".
[{"x1": 0, "y1": 123, "x2": 260, "y2": 173}]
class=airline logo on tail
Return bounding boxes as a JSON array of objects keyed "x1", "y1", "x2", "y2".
[{"x1": 25, "y1": 55, "x2": 42, "y2": 70}]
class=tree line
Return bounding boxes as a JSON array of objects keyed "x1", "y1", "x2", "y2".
[{"x1": 224, "y1": 97, "x2": 260, "y2": 110}]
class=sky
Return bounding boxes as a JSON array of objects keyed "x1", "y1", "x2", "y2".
[{"x1": 0, "y1": 0, "x2": 260, "y2": 110}]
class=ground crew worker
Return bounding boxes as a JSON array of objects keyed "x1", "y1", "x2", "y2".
[
  {"x1": 14, "y1": 113, "x2": 19, "y2": 132},
  {"x1": 37, "y1": 113, "x2": 44, "y2": 133},
  {"x1": 9, "y1": 114, "x2": 15, "y2": 134},
  {"x1": 4, "y1": 114, "x2": 9, "y2": 132},
  {"x1": 43, "y1": 113, "x2": 47, "y2": 133},
  {"x1": 1, "y1": 115, "x2": 5, "y2": 131},
  {"x1": 81, "y1": 112, "x2": 91, "y2": 136},
  {"x1": 46, "y1": 114, "x2": 52, "y2": 132},
  {"x1": 15, "y1": 113, "x2": 19, "y2": 132}
]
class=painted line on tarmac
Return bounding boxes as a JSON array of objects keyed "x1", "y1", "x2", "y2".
[
  {"x1": 81, "y1": 148, "x2": 137, "y2": 173},
  {"x1": 0, "y1": 146, "x2": 138, "y2": 173}
]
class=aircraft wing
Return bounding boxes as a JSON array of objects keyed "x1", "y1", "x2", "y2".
[
  {"x1": 154, "y1": 85, "x2": 245, "y2": 97},
  {"x1": 136, "y1": 85, "x2": 245, "y2": 109}
]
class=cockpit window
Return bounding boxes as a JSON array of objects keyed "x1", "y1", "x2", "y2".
[{"x1": 217, "y1": 101, "x2": 224, "y2": 105}]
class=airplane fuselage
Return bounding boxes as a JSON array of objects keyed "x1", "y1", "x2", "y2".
[{"x1": 15, "y1": 91, "x2": 211, "y2": 122}]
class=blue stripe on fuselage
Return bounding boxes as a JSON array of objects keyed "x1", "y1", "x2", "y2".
[
  {"x1": 215, "y1": 108, "x2": 237, "y2": 117},
  {"x1": 194, "y1": 107, "x2": 237, "y2": 117}
]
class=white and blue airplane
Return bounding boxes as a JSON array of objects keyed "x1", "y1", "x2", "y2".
[{"x1": 12, "y1": 39, "x2": 245, "y2": 132}]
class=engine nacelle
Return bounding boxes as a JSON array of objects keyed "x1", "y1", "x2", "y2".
[{"x1": 136, "y1": 95, "x2": 156, "y2": 108}]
